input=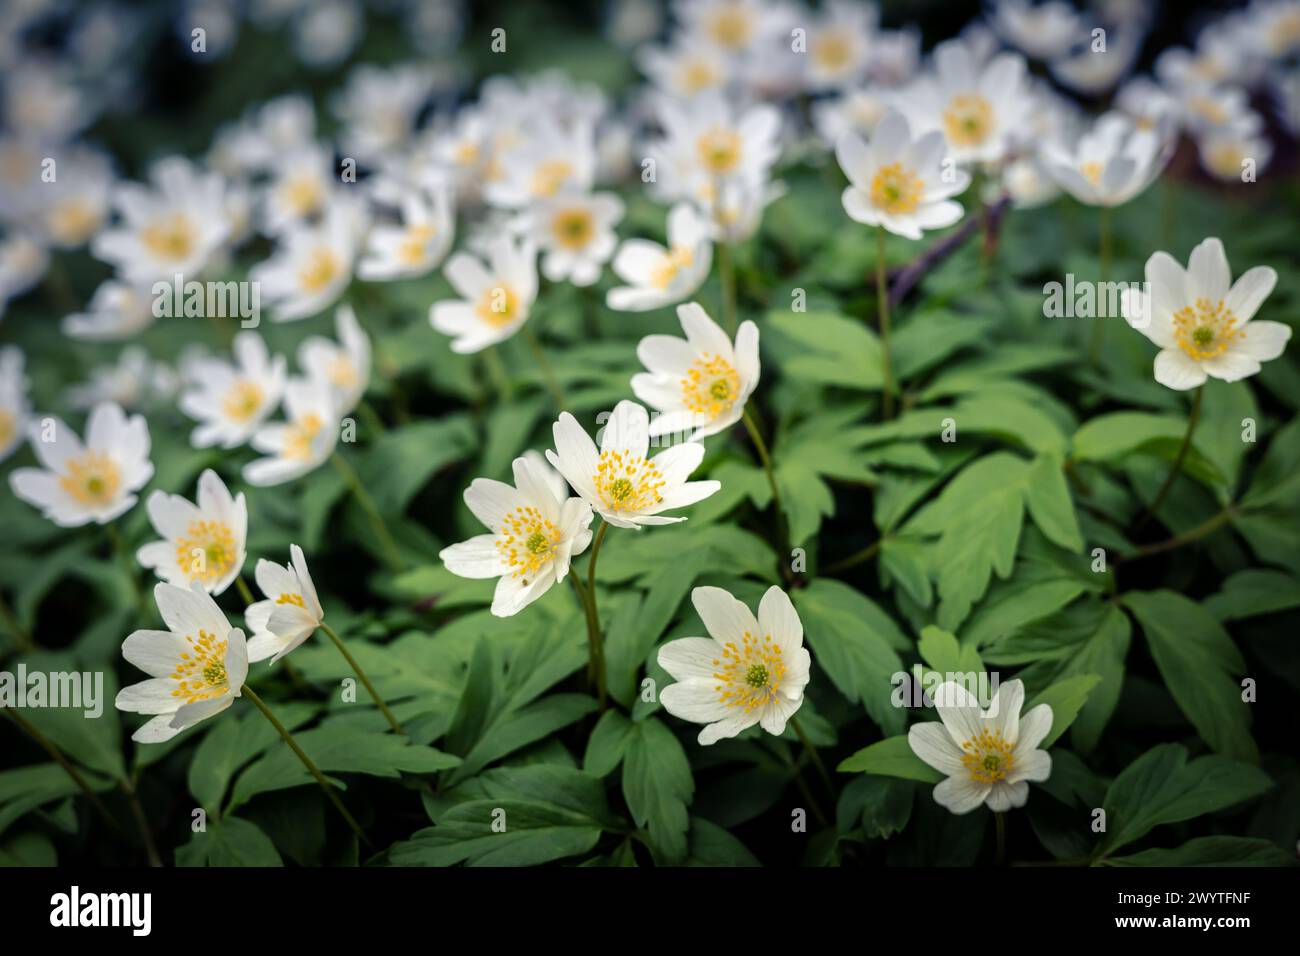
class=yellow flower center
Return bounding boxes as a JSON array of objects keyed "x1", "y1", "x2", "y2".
[
  {"x1": 811, "y1": 33, "x2": 853, "y2": 71},
  {"x1": 398, "y1": 223, "x2": 436, "y2": 266},
  {"x1": 696, "y1": 128, "x2": 743, "y2": 175},
  {"x1": 1080, "y1": 161, "x2": 1104, "y2": 185},
  {"x1": 681, "y1": 353, "x2": 741, "y2": 420},
  {"x1": 298, "y1": 247, "x2": 341, "y2": 294},
  {"x1": 170, "y1": 629, "x2": 230, "y2": 704},
  {"x1": 869, "y1": 162, "x2": 925, "y2": 215},
  {"x1": 142, "y1": 213, "x2": 197, "y2": 261},
  {"x1": 1205, "y1": 142, "x2": 1243, "y2": 178},
  {"x1": 593, "y1": 450, "x2": 666, "y2": 513},
  {"x1": 276, "y1": 592, "x2": 305, "y2": 607},
  {"x1": 496, "y1": 505, "x2": 561, "y2": 583},
  {"x1": 328, "y1": 356, "x2": 358, "y2": 388},
  {"x1": 706, "y1": 6, "x2": 752, "y2": 49},
  {"x1": 284, "y1": 412, "x2": 324, "y2": 460},
  {"x1": 476, "y1": 285, "x2": 520, "y2": 328},
  {"x1": 531, "y1": 159, "x2": 574, "y2": 198},
  {"x1": 551, "y1": 208, "x2": 595, "y2": 250},
  {"x1": 281, "y1": 173, "x2": 324, "y2": 217},
  {"x1": 48, "y1": 198, "x2": 101, "y2": 245},
  {"x1": 1172, "y1": 297, "x2": 1242, "y2": 361},
  {"x1": 175, "y1": 519, "x2": 237, "y2": 585},
  {"x1": 454, "y1": 141, "x2": 480, "y2": 166},
  {"x1": 222, "y1": 379, "x2": 264, "y2": 422},
  {"x1": 0, "y1": 409, "x2": 14, "y2": 449},
  {"x1": 710, "y1": 630, "x2": 786, "y2": 713},
  {"x1": 1189, "y1": 95, "x2": 1227, "y2": 125},
  {"x1": 1269, "y1": 11, "x2": 1300, "y2": 53},
  {"x1": 650, "y1": 246, "x2": 695, "y2": 289},
  {"x1": 59, "y1": 451, "x2": 122, "y2": 507},
  {"x1": 942, "y1": 93, "x2": 995, "y2": 148},
  {"x1": 680, "y1": 60, "x2": 719, "y2": 94},
  {"x1": 961, "y1": 728, "x2": 1016, "y2": 784}
]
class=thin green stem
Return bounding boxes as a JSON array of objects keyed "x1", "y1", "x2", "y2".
[
  {"x1": 357, "y1": 399, "x2": 388, "y2": 438},
  {"x1": 521, "y1": 325, "x2": 567, "y2": 410},
  {"x1": 875, "y1": 228, "x2": 895, "y2": 420},
  {"x1": 241, "y1": 685, "x2": 369, "y2": 845},
  {"x1": 483, "y1": 345, "x2": 513, "y2": 401},
  {"x1": 319, "y1": 621, "x2": 403, "y2": 734},
  {"x1": 741, "y1": 406, "x2": 792, "y2": 580},
  {"x1": 583, "y1": 522, "x2": 610, "y2": 710},
  {"x1": 994, "y1": 811, "x2": 1007, "y2": 866},
  {"x1": 1088, "y1": 206, "x2": 1112, "y2": 366},
  {"x1": 119, "y1": 779, "x2": 162, "y2": 867},
  {"x1": 3, "y1": 707, "x2": 120, "y2": 835},
  {"x1": 1138, "y1": 385, "x2": 1203, "y2": 528},
  {"x1": 0, "y1": 593, "x2": 33, "y2": 653},
  {"x1": 718, "y1": 240, "x2": 738, "y2": 335},
  {"x1": 772, "y1": 737, "x2": 829, "y2": 827},
  {"x1": 791, "y1": 716, "x2": 834, "y2": 796},
  {"x1": 104, "y1": 523, "x2": 141, "y2": 605},
  {"x1": 1121, "y1": 505, "x2": 1235, "y2": 563},
  {"x1": 235, "y1": 576, "x2": 255, "y2": 606},
  {"x1": 821, "y1": 537, "x2": 883, "y2": 576},
  {"x1": 331, "y1": 452, "x2": 406, "y2": 571}
]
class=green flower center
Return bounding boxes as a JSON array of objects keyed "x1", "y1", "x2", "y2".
[
  {"x1": 202, "y1": 661, "x2": 227, "y2": 686},
  {"x1": 709, "y1": 378, "x2": 732, "y2": 401},
  {"x1": 1193, "y1": 325, "x2": 1214, "y2": 346},
  {"x1": 746, "y1": 664, "x2": 769, "y2": 688},
  {"x1": 525, "y1": 531, "x2": 551, "y2": 555},
  {"x1": 609, "y1": 478, "x2": 634, "y2": 501}
]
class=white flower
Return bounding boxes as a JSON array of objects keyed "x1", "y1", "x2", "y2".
[
  {"x1": 836, "y1": 109, "x2": 971, "y2": 240},
  {"x1": 179, "y1": 331, "x2": 287, "y2": 449},
  {"x1": 115, "y1": 582, "x2": 248, "y2": 743},
  {"x1": 631, "y1": 302, "x2": 759, "y2": 441},
  {"x1": 891, "y1": 40, "x2": 1032, "y2": 165},
  {"x1": 991, "y1": 0, "x2": 1083, "y2": 61},
  {"x1": 91, "y1": 157, "x2": 229, "y2": 284},
  {"x1": 677, "y1": 0, "x2": 782, "y2": 59},
  {"x1": 800, "y1": 0, "x2": 875, "y2": 91},
  {"x1": 1041, "y1": 112, "x2": 1173, "y2": 207},
  {"x1": 648, "y1": 91, "x2": 782, "y2": 205},
  {"x1": 1121, "y1": 237, "x2": 1290, "y2": 390},
  {"x1": 1049, "y1": 30, "x2": 1143, "y2": 96},
  {"x1": 36, "y1": 146, "x2": 115, "y2": 249},
  {"x1": 706, "y1": 177, "x2": 786, "y2": 243},
  {"x1": 298, "y1": 303, "x2": 370, "y2": 415},
  {"x1": 658, "y1": 585, "x2": 811, "y2": 745},
  {"x1": 441, "y1": 456, "x2": 595, "y2": 617},
  {"x1": 245, "y1": 544, "x2": 324, "y2": 663},
  {"x1": 0, "y1": 233, "x2": 51, "y2": 318},
  {"x1": 251, "y1": 200, "x2": 362, "y2": 322},
  {"x1": 136, "y1": 469, "x2": 247, "y2": 595},
  {"x1": 1197, "y1": 127, "x2": 1272, "y2": 182},
  {"x1": 61, "y1": 279, "x2": 156, "y2": 341},
  {"x1": 0, "y1": 346, "x2": 31, "y2": 464},
  {"x1": 64, "y1": 346, "x2": 172, "y2": 411},
  {"x1": 607, "y1": 203, "x2": 713, "y2": 312},
  {"x1": 526, "y1": 191, "x2": 624, "y2": 287},
  {"x1": 482, "y1": 118, "x2": 597, "y2": 209},
  {"x1": 260, "y1": 143, "x2": 336, "y2": 236},
  {"x1": 813, "y1": 87, "x2": 891, "y2": 148},
  {"x1": 333, "y1": 63, "x2": 436, "y2": 159},
  {"x1": 243, "y1": 378, "x2": 340, "y2": 486},
  {"x1": 357, "y1": 187, "x2": 454, "y2": 281},
  {"x1": 430, "y1": 234, "x2": 538, "y2": 354},
  {"x1": 908, "y1": 679, "x2": 1052, "y2": 814},
  {"x1": 9, "y1": 401, "x2": 153, "y2": 527},
  {"x1": 546, "y1": 399, "x2": 720, "y2": 530},
  {"x1": 638, "y1": 36, "x2": 730, "y2": 98}
]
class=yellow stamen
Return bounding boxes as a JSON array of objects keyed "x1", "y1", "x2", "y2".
[
  {"x1": 221, "y1": 380, "x2": 264, "y2": 422},
  {"x1": 1172, "y1": 297, "x2": 1242, "y2": 361},
  {"x1": 869, "y1": 162, "x2": 925, "y2": 215},
  {"x1": 169, "y1": 629, "x2": 230, "y2": 704},
  {"x1": 59, "y1": 451, "x2": 122, "y2": 507},
  {"x1": 496, "y1": 505, "x2": 562, "y2": 583},
  {"x1": 298, "y1": 248, "x2": 341, "y2": 294},
  {"x1": 942, "y1": 93, "x2": 994, "y2": 148},
  {"x1": 175, "y1": 520, "x2": 237, "y2": 585},
  {"x1": 680, "y1": 352, "x2": 741, "y2": 420},
  {"x1": 696, "y1": 128, "x2": 742, "y2": 175},
  {"x1": 550, "y1": 208, "x2": 595, "y2": 251},
  {"x1": 141, "y1": 213, "x2": 196, "y2": 261},
  {"x1": 960, "y1": 728, "x2": 1016, "y2": 784},
  {"x1": 593, "y1": 449, "x2": 666, "y2": 514},
  {"x1": 711, "y1": 630, "x2": 786, "y2": 714}
]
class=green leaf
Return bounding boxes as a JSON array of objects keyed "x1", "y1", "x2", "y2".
[
  {"x1": 187, "y1": 702, "x2": 317, "y2": 813},
  {"x1": 1124, "y1": 590, "x2": 1257, "y2": 762},
  {"x1": 856, "y1": 776, "x2": 915, "y2": 839},
  {"x1": 685, "y1": 817, "x2": 760, "y2": 866},
  {"x1": 1026, "y1": 674, "x2": 1101, "y2": 748},
  {"x1": 11, "y1": 654, "x2": 126, "y2": 783},
  {"x1": 0, "y1": 764, "x2": 113, "y2": 839},
  {"x1": 229, "y1": 725, "x2": 460, "y2": 810},
  {"x1": 389, "y1": 765, "x2": 617, "y2": 867},
  {"x1": 622, "y1": 717, "x2": 694, "y2": 862},
  {"x1": 1104, "y1": 836, "x2": 1296, "y2": 867},
  {"x1": 767, "y1": 309, "x2": 882, "y2": 390},
  {"x1": 794, "y1": 581, "x2": 906, "y2": 735},
  {"x1": 1098, "y1": 744, "x2": 1273, "y2": 857},
  {"x1": 1023, "y1": 453, "x2": 1083, "y2": 551},
  {"x1": 176, "y1": 817, "x2": 283, "y2": 867},
  {"x1": 1204, "y1": 569, "x2": 1300, "y2": 621},
  {"x1": 1241, "y1": 414, "x2": 1300, "y2": 509},
  {"x1": 583, "y1": 711, "x2": 634, "y2": 778},
  {"x1": 838, "y1": 736, "x2": 943, "y2": 784},
  {"x1": 358, "y1": 416, "x2": 478, "y2": 513},
  {"x1": 1072, "y1": 412, "x2": 1224, "y2": 488}
]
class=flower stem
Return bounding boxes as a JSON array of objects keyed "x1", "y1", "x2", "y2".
[
  {"x1": 521, "y1": 325, "x2": 567, "y2": 410},
  {"x1": 482, "y1": 345, "x2": 513, "y2": 401},
  {"x1": 357, "y1": 399, "x2": 388, "y2": 437},
  {"x1": 235, "y1": 576, "x2": 255, "y2": 606},
  {"x1": 821, "y1": 537, "x2": 883, "y2": 575},
  {"x1": 741, "y1": 405, "x2": 792, "y2": 579},
  {"x1": 582, "y1": 523, "x2": 610, "y2": 710},
  {"x1": 104, "y1": 522, "x2": 141, "y2": 605},
  {"x1": 875, "y1": 228, "x2": 895, "y2": 420},
  {"x1": 1138, "y1": 385, "x2": 1203, "y2": 528},
  {"x1": 1088, "y1": 205, "x2": 1112, "y2": 367},
  {"x1": 791, "y1": 716, "x2": 834, "y2": 796},
  {"x1": 0, "y1": 593, "x2": 33, "y2": 653},
  {"x1": 1121, "y1": 505, "x2": 1235, "y2": 562},
  {"x1": 119, "y1": 778, "x2": 162, "y2": 867},
  {"x1": 241, "y1": 684, "x2": 369, "y2": 845},
  {"x1": 319, "y1": 621, "x2": 403, "y2": 734},
  {"x1": 718, "y1": 240, "x2": 738, "y2": 335},
  {"x1": 331, "y1": 452, "x2": 406, "y2": 571},
  {"x1": 994, "y1": 810, "x2": 1007, "y2": 865}
]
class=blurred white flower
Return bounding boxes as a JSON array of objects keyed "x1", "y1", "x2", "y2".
[
  {"x1": 648, "y1": 91, "x2": 782, "y2": 206},
  {"x1": 638, "y1": 36, "x2": 729, "y2": 98},
  {"x1": 0, "y1": 232, "x2": 50, "y2": 318},
  {"x1": 430, "y1": 234, "x2": 538, "y2": 353},
  {"x1": 298, "y1": 302, "x2": 370, "y2": 415},
  {"x1": 243, "y1": 378, "x2": 340, "y2": 486},
  {"x1": 9, "y1": 401, "x2": 153, "y2": 527},
  {"x1": 137, "y1": 468, "x2": 247, "y2": 596},
  {"x1": 483, "y1": 118, "x2": 597, "y2": 209},
  {"x1": 800, "y1": 0, "x2": 876, "y2": 91},
  {"x1": 333, "y1": 63, "x2": 437, "y2": 159},
  {"x1": 1197, "y1": 128, "x2": 1272, "y2": 183},
  {"x1": 261, "y1": 143, "x2": 337, "y2": 236},
  {"x1": 525, "y1": 191, "x2": 624, "y2": 287},
  {"x1": 292, "y1": 0, "x2": 363, "y2": 69},
  {"x1": 65, "y1": 345, "x2": 173, "y2": 410},
  {"x1": 990, "y1": 0, "x2": 1083, "y2": 61},
  {"x1": 607, "y1": 202, "x2": 712, "y2": 311},
  {"x1": 1042, "y1": 112, "x2": 1172, "y2": 207},
  {"x1": 0, "y1": 346, "x2": 30, "y2": 464},
  {"x1": 252, "y1": 199, "x2": 362, "y2": 322},
  {"x1": 179, "y1": 331, "x2": 287, "y2": 449},
  {"x1": 246, "y1": 544, "x2": 325, "y2": 663},
  {"x1": 36, "y1": 146, "x2": 115, "y2": 249},
  {"x1": 358, "y1": 186, "x2": 454, "y2": 281}
]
